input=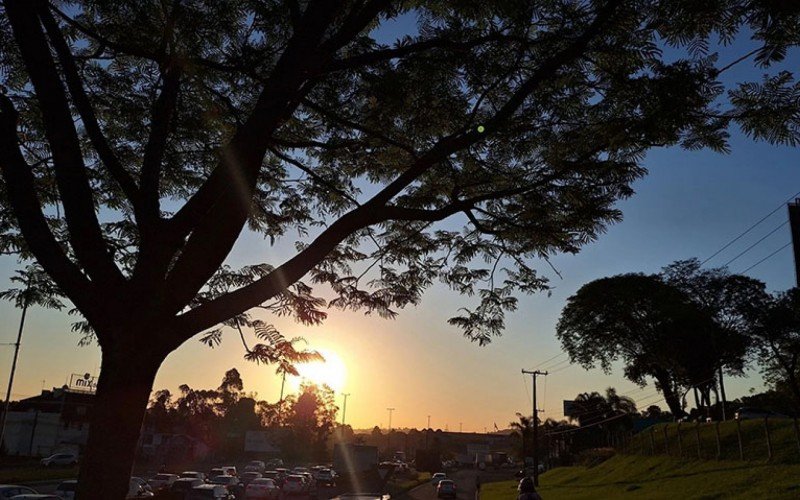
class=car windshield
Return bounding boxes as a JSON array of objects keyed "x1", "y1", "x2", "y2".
[
  {"x1": 154, "y1": 474, "x2": 173, "y2": 480},
  {"x1": 252, "y1": 479, "x2": 275, "y2": 486},
  {"x1": 210, "y1": 476, "x2": 231, "y2": 484},
  {"x1": 181, "y1": 472, "x2": 199, "y2": 478}
]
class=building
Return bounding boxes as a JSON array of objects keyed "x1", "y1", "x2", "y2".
[{"x1": 1, "y1": 386, "x2": 94, "y2": 456}]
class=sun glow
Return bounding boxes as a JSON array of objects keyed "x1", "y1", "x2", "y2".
[{"x1": 294, "y1": 349, "x2": 347, "y2": 393}]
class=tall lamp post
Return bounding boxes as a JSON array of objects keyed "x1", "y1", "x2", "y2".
[
  {"x1": 386, "y1": 407, "x2": 395, "y2": 453},
  {"x1": 341, "y1": 393, "x2": 350, "y2": 426}
]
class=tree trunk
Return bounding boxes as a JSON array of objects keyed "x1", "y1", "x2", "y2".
[
  {"x1": 718, "y1": 366, "x2": 727, "y2": 420},
  {"x1": 76, "y1": 345, "x2": 162, "y2": 499},
  {"x1": 654, "y1": 372, "x2": 685, "y2": 418}
]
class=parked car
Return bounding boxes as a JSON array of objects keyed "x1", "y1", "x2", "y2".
[
  {"x1": 244, "y1": 478, "x2": 280, "y2": 499},
  {"x1": 430, "y1": 473, "x2": 447, "y2": 486},
  {"x1": 186, "y1": 484, "x2": 235, "y2": 500},
  {"x1": 148, "y1": 473, "x2": 179, "y2": 492},
  {"x1": 0, "y1": 486, "x2": 39, "y2": 498},
  {"x1": 54, "y1": 480, "x2": 77, "y2": 500},
  {"x1": 282, "y1": 475, "x2": 308, "y2": 496},
  {"x1": 315, "y1": 468, "x2": 336, "y2": 487},
  {"x1": 180, "y1": 471, "x2": 208, "y2": 482},
  {"x1": 436, "y1": 480, "x2": 456, "y2": 498},
  {"x1": 245, "y1": 461, "x2": 266, "y2": 474},
  {"x1": 171, "y1": 478, "x2": 205, "y2": 497},
  {"x1": 735, "y1": 407, "x2": 789, "y2": 420},
  {"x1": 40, "y1": 453, "x2": 78, "y2": 467}
]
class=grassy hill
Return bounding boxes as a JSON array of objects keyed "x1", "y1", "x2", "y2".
[{"x1": 482, "y1": 454, "x2": 800, "y2": 499}]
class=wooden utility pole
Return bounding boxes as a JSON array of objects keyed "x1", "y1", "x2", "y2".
[
  {"x1": 341, "y1": 393, "x2": 350, "y2": 426},
  {"x1": 522, "y1": 369, "x2": 548, "y2": 486}
]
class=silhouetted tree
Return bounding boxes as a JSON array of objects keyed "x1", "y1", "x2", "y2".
[
  {"x1": 284, "y1": 382, "x2": 338, "y2": 461},
  {"x1": 660, "y1": 259, "x2": 766, "y2": 412},
  {"x1": 557, "y1": 274, "x2": 721, "y2": 417},
  {"x1": 2, "y1": 1, "x2": 799, "y2": 496},
  {"x1": 749, "y1": 289, "x2": 800, "y2": 412}
]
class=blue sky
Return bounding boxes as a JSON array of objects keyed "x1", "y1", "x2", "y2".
[{"x1": 0, "y1": 9, "x2": 799, "y2": 431}]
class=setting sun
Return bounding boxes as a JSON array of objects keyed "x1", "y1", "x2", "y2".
[{"x1": 293, "y1": 349, "x2": 347, "y2": 393}]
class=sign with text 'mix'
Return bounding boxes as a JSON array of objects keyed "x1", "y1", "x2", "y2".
[{"x1": 69, "y1": 373, "x2": 98, "y2": 393}]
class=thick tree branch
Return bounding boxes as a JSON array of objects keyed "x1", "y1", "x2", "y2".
[
  {"x1": 4, "y1": 0, "x2": 123, "y2": 285},
  {"x1": 0, "y1": 94, "x2": 95, "y2": 311},
  {"x1": 140, "y1": 63, "x2": 182, "y2": 219},
  {"x1": 168, "y1": 0, "x2": 623, "y2": 338},
  {"x1": 39, "y1": 6, "x2": 142, "y2": 216}
]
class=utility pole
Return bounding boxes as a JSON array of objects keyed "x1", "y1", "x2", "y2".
[
  {"x1": 387, "y1": 408, "x2": 395, "y2": 452},
  {"x1": 459, "y1": 422, "x2": 463, "y2": 433},
  {"x1": 522, "y1": 369, "x2": 548, "y2": 487},
  {"x1": 341, "y1": 393, "x2": 350, "y2": 426},
  {"x1": 0, "y1": 291, "x2": 30, "y2": 454}
]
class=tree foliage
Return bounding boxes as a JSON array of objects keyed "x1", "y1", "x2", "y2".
[{"x1": 1, "y1": 1, "x2": 799, "y2": 496}]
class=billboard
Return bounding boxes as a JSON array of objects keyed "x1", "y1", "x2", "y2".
[
  {"x1": 69, "y1": 373, "x2": 97, "y2": 393},
  {"x1": 563, "y1": 400, "x2": 578, "y2": 418}
]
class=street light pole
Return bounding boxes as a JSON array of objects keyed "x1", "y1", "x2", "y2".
[
  {"x1": 386, "y1": 408, "x2": 395, "y2": 453},
  {"x1": 341, "y1": 393, "x2": 350, "y2": 426}
]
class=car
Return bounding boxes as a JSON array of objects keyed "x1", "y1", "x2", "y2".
[
  {"x1": 148, "y1": 473, "x2": 179, "y2": 492},
  {"x1": 245, "y1": 461, "x2": 266, "y2": 474},
  {"x1": 0, "y1": 486, "x2": 40, "y2": 499},
  {"x1": 282, "y1": 475, "x2": 308, "y2": 495},
  {"x1": 292, "y1": 467, "x2": 309, "y2": 475},
  {"x1": 315, "y1": 468, "x2": 336, "y2": 487},
  {"x1": 266, "y1": 459, "x2": 284, "y2": 468},
  {"x1": 131, "y1": 477, "x2": 153, "y2": 493},
  {"x1": 187, "y1": 484, "x2": 235, "y2": 500},
  {"x1": 10, "y1": 495, "x2": 60, "y2": 499},
  {"x1": 172, "y1": 478, "x2": 206, "y2": 496},
  {"x1": 54, "y1": 480, "x2": 77, "y2": 500},
  {"x1": 245, "y1": 478, "x2": 280, "y2": 499},
  {"x1": 436, "y1": 480, "x2": 456, "y2": 498},
  {"x1": 209, "y1": 475, "x2": 239, "y2": 487},
  {"x1": 180, "y1": 471, "x2": 208, "y2": 482},
  {"x1": 430, "y1": 473, "x2": 447, "y2": 485},
  {"x1": 127, "y1": 478, "x2": 155, "y2": 498},
  {"x1": 40, "y1": 453, "x2": 78, "y2": 467},
  {"x1": 240, "y1": 472, "x2": 262, "y2": 486},
  {"x1": 298, "y1": 472, "x2": 317, "y2": 496},
  {"x1": 735, "y1": 407, "x2": 789, "y2": 420}
]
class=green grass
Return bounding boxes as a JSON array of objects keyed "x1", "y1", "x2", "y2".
[
  {"x1": 631, "y1": 419, "x2": 800, "y2": 463},
  {"x1": 481, "y1": 454, "x2": 800, "y2": 500},
  {"x1": 0, "y1": 465, "x2": 79, "y2": 483},
  {"x1": 387, "y1": 471, "x2": 431, "y2": 495}
]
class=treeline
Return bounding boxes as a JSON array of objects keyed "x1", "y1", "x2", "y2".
[
  {"x1": 557, "y1": 258, "x2": 800, "y2": 419},
  {"x1": 144, "y1": 368, "x2": 341, "y2": 462}
]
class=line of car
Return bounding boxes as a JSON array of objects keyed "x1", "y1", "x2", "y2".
[{"x1": 1, "y1": 460, "x2": 343, "y2": 500}]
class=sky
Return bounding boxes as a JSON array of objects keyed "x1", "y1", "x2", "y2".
[{"x1": 1, "y1": 10, "x2": 799, "y2": 434}]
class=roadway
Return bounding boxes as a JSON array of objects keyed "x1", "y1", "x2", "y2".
[{"x1": 404, "y1": 469, "x2": 512, "y2": 500}]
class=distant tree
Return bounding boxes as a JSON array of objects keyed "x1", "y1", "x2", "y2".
[
  {"x1": 2, "y1": 1, "x2": 799, "y2": 495},
  {"x1": 570, "y1": 388, "x2": 636, "y2": 428},
  {"x1": 509, "y1": 413, "x2": 534, "y2": 460},
  {"x1": 145, "y1": 389, "x2": 177, "y2": 434},
  {"x1": 285, "y1": 382, "x2": 338, "y2": 461},
  {"x1": 660, "y1": 259, "x2": 766, "y2": 413},
  {"x1": 557, "y1": 274, "x2": 721, "y2": 417},
  {"x1": 749, "y1": 289, "x2": 800, "y2": 412}
]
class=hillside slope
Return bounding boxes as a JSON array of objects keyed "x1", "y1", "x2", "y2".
[{"x1": 482, "y1": 454, "x2": 800, "y2": 499}]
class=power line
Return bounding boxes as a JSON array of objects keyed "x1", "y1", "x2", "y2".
[
  {"x1": 721, "y1": 220, "x2": 789, "y2": 267},
  {"x1": 701, "y1": 189, "x2": 800, "y2": 266},
  {"x1": 531, "y1": 352, "x2": 567, "y2": 370},
  {"x1": 741, "y1": 241, "x2": 793, "y2": 274}
]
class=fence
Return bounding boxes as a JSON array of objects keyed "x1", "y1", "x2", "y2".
[{"x1": 621, "y1": 417, "x2": 800, "y2": 463}]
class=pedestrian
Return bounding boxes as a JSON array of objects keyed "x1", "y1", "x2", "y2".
[{"x1": 517, "y1": 477, "x2": 543, "y2": 500}]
